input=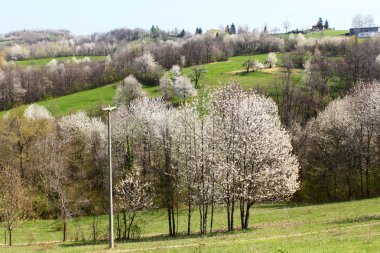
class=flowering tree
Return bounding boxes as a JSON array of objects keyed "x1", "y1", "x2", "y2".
[
  {"x1": 266, "y1": 52, "x2": 278, "y2": 68},
  {"x1": 376, "y1": 54, "x2": 380, "y2": 64},
  {"x1": 173, "y1": 75, "x2": 197, "y2": 99},
  {"x1": 210, "y1": 83, "x2": 299, "y2": 230},
  {"x1": 114, "y1": 75, "x2": 145, "y2": 106},
  {"x1": 159, "y1": 65, "x2": 197, "y2": 100},
  {"x1": 306, "y1": 81, "x2": 380, "y2": 200},
  {"x1": 134, "y1": 52, "x2": 159, "y2": 77},
  {"x1": 115, "y1": 166, "x2": 154, "y2": 239},
  {"x1": 296, "y1": 33, "x2": 306, "y2": 49},
  {"x1": 24, "y1": 104, "x2": 53, "y2": 120}
]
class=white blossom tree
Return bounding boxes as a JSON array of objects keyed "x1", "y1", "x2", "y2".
[
  {"x1": 173, "y1": 75, "x2": 197, "y2": 99},
  {"x1": 266, "y1": 52, "x2": 278, "y2": 68},
  {"x1": 134, "y1": 52, "x2": 159, "y2": 77},
  {"x1": 210, "y1": 83, "x2": 299, "y2": 230},
  {"x1": 114, "y1": 75, "x2": 145, "y2": 106},
  {"x1": 115, "y1": 166, "x2": 154, "y2": 239},
  {"x1": 24, "y1": 104, "x2": 53, "y2": 120}
]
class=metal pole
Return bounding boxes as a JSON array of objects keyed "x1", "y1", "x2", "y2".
[
  {"x1": 108, "y1": 109, "x2": 114, "y2": 249},
  {"x1": 103, "y1": 106, "x2": 116, "y2": 248}
]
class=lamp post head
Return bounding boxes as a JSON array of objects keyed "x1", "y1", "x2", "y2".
[{"x1": 102, "y1": 105, "x2": 117, "y2": 112}]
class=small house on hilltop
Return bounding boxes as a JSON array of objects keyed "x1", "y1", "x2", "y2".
[{"x1": 350, "y1": 27, "x2": 380, "y2": 38}]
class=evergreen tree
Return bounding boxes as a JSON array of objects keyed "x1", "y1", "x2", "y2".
[
  {"x1": 324, "y1": 20, "x2": 329, "y2": 30},
  {"x1": 230, "y1": 23, "x2": 236, "y2": 34},
  {"x1": 150, "y1": 25, "x2": 160, "y2": 38},
  {"x1": 199, "y1": 28, "x2": 203, "y2": 34},
  {"x1": 317, "y1": 18, "x2": 323, "y2": 30},
  {"x1": 178, "y1": 29, "x2": 185, "y2": 38}
]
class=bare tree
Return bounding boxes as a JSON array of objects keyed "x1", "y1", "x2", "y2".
[{"x1": 283, "y1": 21, "x2": 291, "y2": 33}]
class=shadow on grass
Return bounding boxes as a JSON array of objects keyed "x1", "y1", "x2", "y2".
[
  {"x1": 332, "y1": 215, "x2": 380, "y2": 225},
  {"x1": 59, "y1": 227, "x2": 258, "y2": 248}
]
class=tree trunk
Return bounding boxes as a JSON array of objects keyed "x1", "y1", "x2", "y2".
[
  {"x1": 127, "y1": 213, "x2": 136, "y2": 240},
  {"x1": 240, "y1": 199, "x2": 245, "y2": 229},
  {"x1": 63, "y1": 220, "x2": 67, "y2": 242},
  {"x1": 167, "y1": 206, "x2": 173, "y2": 236},
  {"x1": 92, "y1": 215, "x2": 97, "y2": 241},
  {"x1": 123, "y1": 211, "x2": 127, "y2": 240},
  {"x1": 210, "y1": 199, "x2": 215, "y2": 233},
  {"x1": 244, "y1": 203, "x2": 252, "y2": 229},
  {"x1": 230, "y1": 197, "x2": 235, "y2": 231},
  {"x1": 187, "y1": 197, "x2": 192, "y2": 235},
  {"x1": 227, "y1": 201, "x2": 231, "y2": 231},
  {"x1": 8, "y1": 227, "x2": 12, "y2": 246}
]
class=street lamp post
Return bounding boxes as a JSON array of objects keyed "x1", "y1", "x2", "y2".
[{"x1": 102, "y1": 106, "x2": 117, "y2": 249}]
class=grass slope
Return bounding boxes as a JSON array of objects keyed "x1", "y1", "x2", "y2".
[
  {"x1": 2, "y1": 54, "x2": 285, "y2": 117},
  {"x1": 15, "y1": 56, "x2": 107, "y2": 67},
  {"x1": 0, "y1": 84, "x2": 159, "y2": 117},
  {"x1": 304, "y1": 30, "x2": 348, "y2": 38},
  {"x1": 0, "y1": 198, "x2": 379, "y2": 252},
  {"x1": 183, "y1": 54, "x2": 282, "y2": 89}
]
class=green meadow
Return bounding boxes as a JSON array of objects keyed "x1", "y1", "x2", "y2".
[{"x1": 0, "y1": 198, "x2": 379, "y2": 252}]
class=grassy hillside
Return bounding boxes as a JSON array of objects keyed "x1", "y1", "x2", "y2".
[
  {"x1": 278, "y1": 30, "x2": 349, "y2": 39},
  {"x1": 2, "y1": 54, "x2": 288, "y2": 117},
  {"x1": 183, "y1": 53, "x2": 283, "y2": 89},
  {"x1": 15, "y1": 55, "x2": 107, "y2": 67},
  {"x1": 304, "y1": 29, "x2": 348, "y2": 38},
  {"x1": 0, "y1": 198, "x2": 379, "y2": 252},
  {"x1": 0, "y1": 84, "x2": 159, "y2": 117}
]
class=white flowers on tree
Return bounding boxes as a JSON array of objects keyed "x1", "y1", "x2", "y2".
[
  {"x1": 376, "y1": 54, "x2": 380, "y2": 64},
  {"x1": 266, "y1": 52, "x2": 278, "y2": 68},
  {"x1": 59, "y1": 111, "x2": 106, "y2": 142},
  {"x1": 112, "y1": 82, "x2": 299, "y2": 234},
  {"x1": 24, "y1": 104, "x2": 53, "y2": 120},
  {"x1": 306, "y1": 81, "x2": 380, "y2": 199},
  {"x1": 296, "y1": 33, "x2": 306, "y2": 49},
  {"x1": 209, "y1": 83, "x2": 299, "y2": 230},
  {"x1": 134, "y1": 52, "x2": 159, "y2": 77},
  {"x1": 173, "y1": 75, "x2": 197, "y2": 99},
  {"x1": 115, "y1": 166, "x2": 153, "y2": 239},
  {"x1": 159, "y1": 65, "x2": 197, "y2": 99},
  {"x1": 114, "y1": 75, "x2": 145, "y2": 106}
]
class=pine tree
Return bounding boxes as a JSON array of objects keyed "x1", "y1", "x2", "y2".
[
  {"x1": 230, "y1": 23, "x2": 236, "y2": 34},
  {"x1": 324, "y1": 20, "x2": 329, "y2": 30},
  {"x1": 317, "y1": 18, "x2": 323, "y2": 30},
  {"x1": 150, "y1": 25, "x2": 160, "y2": 38},
  {"x1": 178, "y1": 29, "x2": 185, "y2": 37}
]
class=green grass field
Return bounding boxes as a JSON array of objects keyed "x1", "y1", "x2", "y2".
[
  {"x1": 2, "y1": 54, "x2": 287, "y2": 117},
  {"x1": 182, "y1": 53, "x2": 283, "y2": 89},
  {"x1": 304, "y1": 30, "x2": 348, "y2": 38},
  {"x1": 0, "y1": 84, "x2": 160, "y2": 117},
  {"x1": 15, "y1": 56, "x2": 107, "y2": 67},
  {"x1": 0, "y1": 198, "x2": 379, "y2": 252},
  {"x1": 277, "y1": 30, "x2": 348, "y2": 39}
]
